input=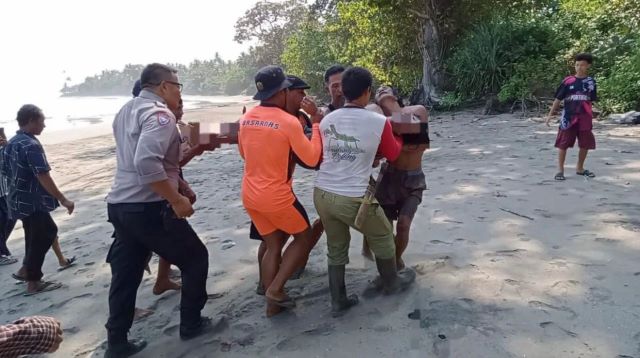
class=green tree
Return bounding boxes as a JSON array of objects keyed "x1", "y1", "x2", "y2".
[
  {"x1": 234, "y1": 0, "x2": 309, "y2": 67},
  {"x1": 281, "y1": 19, "x2": 338, "y2": 96},
  {"x1": 367, "y1": 0, "x2": 554, "y2": 104}
]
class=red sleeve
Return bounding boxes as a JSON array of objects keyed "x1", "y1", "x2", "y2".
[{"x1": 377, "y1": 119, "x2": 402, "y2": 161}]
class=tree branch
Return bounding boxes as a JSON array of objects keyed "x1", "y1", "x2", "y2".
[{"x1": 406, "y1": 7, "x2": 428, "y2": 19}]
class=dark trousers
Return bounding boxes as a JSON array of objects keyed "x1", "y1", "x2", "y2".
[
  {"x1": 0, "y1": 199, "x2": 17, "y2": 256},
  {"x1": 21, "y1": 211, "x2": 58, "y2": 281},
  {"x1": 105, "y1": 202, "x2": 209, "y2": 339}
]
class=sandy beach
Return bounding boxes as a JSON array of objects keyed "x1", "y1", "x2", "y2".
[{"x1": 0, "y1": 102, "x2": 638, "y2": 357}]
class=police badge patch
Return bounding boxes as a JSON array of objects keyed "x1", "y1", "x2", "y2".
[{"x1": 157, "y1": 113, "x2": 171, "y2": 126}]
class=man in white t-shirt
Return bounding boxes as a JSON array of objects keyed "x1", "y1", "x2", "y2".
[{"x1": 314, "y1": 67, "x2": 416, "y2": 317}]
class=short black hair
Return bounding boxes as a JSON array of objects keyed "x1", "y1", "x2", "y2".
[
  {"x1": 132, "y1": 79, "x2": 142, "y2": 97},
  {"x1": 16, "y1": 104, "x2": 43, "y2": 127},
  {"x1": 140, "y1": 63, "x2": 178, "y2": 89},
  {"x1": 575, "y1": 53, "x2": 593, "y2": 64},
  {"x1": 324, "y1": 65, "x2": 345, "y2": 83},
  {"x1": 341, "y1": 67, "x2": 372, "y2": 101}
]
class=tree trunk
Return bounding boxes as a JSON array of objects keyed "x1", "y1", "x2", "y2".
[{"x1": 416, "y1": 0, "x2": 447, "y2": 105}]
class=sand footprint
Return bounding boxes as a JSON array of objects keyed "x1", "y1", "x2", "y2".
[
  {"x1": 586, "y1": 286, "x2": 613, "y2": 305},
  {"x1": 539, "y1": 321, "x2": 578, "y2": 338},
  {"x1": 595, "y1": 237, "x2": 619, "y2": 245},
  {"x1": 545, "y1": 280, "x2": 580, "y2": 298},
  {"x1": 485, "y1": 249, "x2": 527, "y2": 258},
  {"x1": 275, "y1": 323, "x2": 335, "y2": 352},
  {"x1": 48, "y1": 293, "x2": 93, "y2": 310},
  {"x1": 528, "y1": 300, "x2": 578, "y2": 319},
  {"x1": 430, "y1": 240, "x2": 451, "y2": 245}
]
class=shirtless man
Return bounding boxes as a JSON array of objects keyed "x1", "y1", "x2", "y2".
[{"x1": 363, "y1": 86, "x2": 429, "y2": 269}]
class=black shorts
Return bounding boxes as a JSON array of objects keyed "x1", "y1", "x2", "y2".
[{"x1": 376, "y1": 167, "x2": 426, "y2": 221}]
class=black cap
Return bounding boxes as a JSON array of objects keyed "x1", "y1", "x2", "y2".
[
  {"x1": 287, "y1": 75, "x2": 310, "y2": 90},
  {"x1": 132, "y1": 79, "x2": 142, "y2": 97},
  {"x1": 253, "y1": 65, "x2": 292, "y2": 101}
]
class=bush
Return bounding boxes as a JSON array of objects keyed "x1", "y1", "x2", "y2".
[
  {"x1": 436, "y1": 92, "x2": 464, "y2": 110},
  {"x1": 448, "y1": 18, "x2": 562, "y2": 100},
  {"x1": 598, "y1": 40, "x2": 640, "y2": 114},
  {"x1": 498, "y1": 57, "x2": 565, "y2": 102}
]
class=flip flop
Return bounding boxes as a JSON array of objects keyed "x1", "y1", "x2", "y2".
[
  {"x1": 0, "y1": 256, "x2": 18, "y2": 266},
  {"x1": 266, "y1": 293, "x2": 296, "y2": 308},
  {"x1": 57, "y1": 256, "x2": 76, "y2": 271},
  {"x1": 12, "y1": 273, "x2": 27, "y2": 282},
  {"x1": 23, "y1": 281, "x2": 63, "y2": 296},
  {"x1": 576, "y1": 170, "x2": 595, "y2": 178},
  {"x1": 554, "y1": 172, "x2": 566, "y2": 181}
]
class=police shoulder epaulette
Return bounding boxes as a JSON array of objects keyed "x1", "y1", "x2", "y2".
[{"x1": 154, "y1": 101, "x2": 167, "y2": 108}]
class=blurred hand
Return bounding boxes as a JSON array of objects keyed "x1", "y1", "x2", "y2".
[
  {"x1": 170, "y1": 195, "x2": 194, "y2": 218},
  {"x1": 180, "y1": 184, "x2": 197, "y2": 204},
  {"x1": 372, "y1": 154, "x2": 384, "y2": 168},
  {"x1": 60, "y1": 199, "x2": 74, "y2": 214},
  {"x1": 301, "y1": 97, "x2": 322, "y2": 123}
]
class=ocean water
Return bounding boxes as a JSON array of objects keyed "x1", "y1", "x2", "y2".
[{"x1": 0, "y1": 92, "x2": 240, "y2": 137}]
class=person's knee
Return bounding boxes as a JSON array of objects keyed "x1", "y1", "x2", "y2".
[
  {"x1": 367, "y1": 235, "x2": 396, "y2": 260},
  {"x1": 182, "y1": 243, "x2": 208, "y2": 275}
]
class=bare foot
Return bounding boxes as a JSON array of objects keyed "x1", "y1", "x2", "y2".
[
  {"x1": 152, "y1": 279, "x2": 181, "y2": 295},
  {"x1": 266, "y1": 302, "x2": 285, "y2": 317},
  {"x1": 265, "y1": 289, "x2": 296, "y2": 308}
]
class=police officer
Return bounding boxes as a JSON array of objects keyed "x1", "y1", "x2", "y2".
[{"x1": 104, "y1": 63, "x2": 215, "y2": 357}]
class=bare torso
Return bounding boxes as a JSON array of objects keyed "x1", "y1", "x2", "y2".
[{"x1": 389, "y1": 105, "x2": 429, "y2": 171}]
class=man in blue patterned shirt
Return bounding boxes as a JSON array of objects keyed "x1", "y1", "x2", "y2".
[
  {"x1": 0, "y1": 132, "x2": 18, "y2": 265},
  {"x1": 1, "y1": 104, "x2": 74, "y2": 295}
]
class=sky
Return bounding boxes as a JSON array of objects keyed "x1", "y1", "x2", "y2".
[{"x1": 0, "y1": 0, "x2": 264, "y2": 99}]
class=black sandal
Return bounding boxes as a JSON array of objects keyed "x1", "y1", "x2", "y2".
[
  {"x1": 57, "y1": 256, "x2": 76, "y2": 271},
  {"x1": 576, "y1": 170, "x2": 595, "y2": 178},
  {"x1": 554, "y1": 173, "x2": 566, "y2": 181},
  {"x1": 12, "y1": 273, "x2": 27, "y2": 282}
]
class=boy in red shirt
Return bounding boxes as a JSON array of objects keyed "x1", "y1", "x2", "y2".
[{"x1": 546, "y1": 53, "x2": 598, "y2": 180}]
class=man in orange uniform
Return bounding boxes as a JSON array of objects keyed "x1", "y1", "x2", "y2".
[{"x1": 239, "y1": 66, "x2": 323, "y2": 316}]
